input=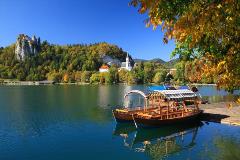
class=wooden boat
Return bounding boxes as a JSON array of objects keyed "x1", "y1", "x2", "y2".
[
  {"x1": 113, "y1": 107, "x2": 157, "y2": 123},
  {"x1": 133, "y1": 110, "x2": 202, "y2": 128},
  {"x1": 132, "y1": 89, "x2": 203, "y2": 128},
  {"x1": 113, "y1": 85, "x2": 203, "y2": 123},
  {"x1": 112, "y1": 90, "x2": 159, "y2": 123}
]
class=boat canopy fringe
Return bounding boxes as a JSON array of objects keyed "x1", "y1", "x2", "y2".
[{"x1": 125, "y1": 89, "x2": 198, "y2": 101}]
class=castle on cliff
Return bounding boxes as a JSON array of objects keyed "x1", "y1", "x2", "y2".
[{"x1": 15, "y1": 34, "x2": 41, "y2": 60}]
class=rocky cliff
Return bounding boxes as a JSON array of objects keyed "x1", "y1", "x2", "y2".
[{"x1": 15, "y1": 34, "x2": 41, "y2": 60}]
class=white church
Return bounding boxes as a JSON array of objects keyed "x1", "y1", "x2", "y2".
[
  {"x1": 120, "y1": 53, "x2": 133, "y2": 71},
  {"x1": 99, "y1": 53, "x2": 133, "y2": 72}
]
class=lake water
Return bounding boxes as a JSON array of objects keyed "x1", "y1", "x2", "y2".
[{"x1": 0, "y1": 85, "x2": 239, "y2": 160}]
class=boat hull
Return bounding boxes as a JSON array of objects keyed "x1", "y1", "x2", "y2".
[
  {"x1": 112, "y1": 108, "x2": 158, "y2": 123},
  {"x1": 133, "y1": 110, "x2": 203, "y2": 128},
  {"x1": 112, "y1": 110, "x2": 135, "y2": 123}
]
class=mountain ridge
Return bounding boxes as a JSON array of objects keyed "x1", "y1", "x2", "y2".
[{"x1": 133, "y1": 58, "x2": 179, "y2": 68}]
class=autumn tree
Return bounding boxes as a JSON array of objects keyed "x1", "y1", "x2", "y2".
[
  {"x1": 143, "y1": 62, "x2": 154, "y2": 83},
  {"x1": 131, "y1": 0, "x2": 240, "y2": 92},
  {"x1": 90, "y1": 73, "x2": 100, "y2": 84},
  {"x1": 153, "y1": 69, "x2": 167, "y2": 84},
  {"x1": 81, "y1": 71, "x2": 92, "y2": 83},
  {"x1": 132, "y1": 62, "x2": 144, "y2": 83},
  {"x1": 118, "y1": 69, "x2": 128, "y2": 82},
  {"x1": 73, "y1": 71, "x2": 81, "y2": 82}
]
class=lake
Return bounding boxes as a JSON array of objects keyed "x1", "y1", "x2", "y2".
[{"x1": 0, "y1": 85, "x2": 239, "y2": 160}]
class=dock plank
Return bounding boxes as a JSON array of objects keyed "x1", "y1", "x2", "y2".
[{"x1": 200, "y1": 102, "x2": 240, "y2": 126}]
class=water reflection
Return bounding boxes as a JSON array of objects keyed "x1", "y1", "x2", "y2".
[
  {"x1": 113, "y1": 121, "x2": 203, "y2": 159},
  {"x1": 211, "y1": 136, "x2": 240, "y2": 160},
  {"x1": 199, "y1": 134, "x2": 240, "y2": 160},
  {"x1": 0, "y1": 85, "x2": 239, "y2": 159},
  {"x1": 0, "y1": 86, "x2": 114, "y2": 138},
  {"x1": 197, "y1": 85, "x2": 239, "y2": 103}
]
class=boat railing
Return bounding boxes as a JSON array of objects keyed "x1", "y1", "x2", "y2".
[
  {"x1": 135, "y1": 106, "x2": 200, "y2": 120},
  {"x1": 118, "y1": 106, "x2": 159, "y2": 112},
  {"x1": 127, "y1": 106, "x2": 143, "y2": 111}
]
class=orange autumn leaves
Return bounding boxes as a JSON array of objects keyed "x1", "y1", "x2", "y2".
[{"x1": 130, "y1": 0, "x2": 240, "y2": 91}]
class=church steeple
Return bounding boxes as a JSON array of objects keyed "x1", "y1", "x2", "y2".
[
  {"x1": 120, "y1": 53, "x2": 132, "y2": 71},
  {"x1": 126, "y1": 53, "x2": 129, "y2": 69}
]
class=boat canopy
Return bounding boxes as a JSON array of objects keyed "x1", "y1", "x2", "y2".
[
  {"x1": 149, "y1": 85, "x2": 166, "y2": 91},
  {"x1": 124, "y1": 90, "x2": 148, "y2": 99},
  {"x1": 124, "y1": 89, "x2": 197, "y2": 101},
  {"x1": 178, "y1": 85, "x2": 189, "y2": 90},
  {"x1": 154, "y1": 89, "x2": 197, "y2": 100},
  {"x1": 149, "y1": 85, "x2": 191, "y2": 91}
]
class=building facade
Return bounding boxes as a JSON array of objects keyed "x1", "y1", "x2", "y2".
[
  {"x1": 99, "y1": 65, "x2": 110, "y2": 72},
  {"x1": 120, "y1": 53, "x2": 132, "y2": 71}
]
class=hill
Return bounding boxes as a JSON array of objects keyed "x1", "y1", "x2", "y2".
[
  {"x1": 0, "y1": 34, "x2": 133, "y2": 81},
  {"x1": 133, "y1": 58, "x2": 178, "y2": 68}
]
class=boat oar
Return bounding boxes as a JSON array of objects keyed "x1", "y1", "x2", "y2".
[
  {"x1": 112, "y1": 110, "x2": 116, "y2": 122},
  {"x1": 132, "y1": 114, "x2": 138, "y2": 128}
]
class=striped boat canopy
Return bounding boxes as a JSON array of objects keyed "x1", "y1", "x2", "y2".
[
  {"x1": 153, "y1": 89, "x2": 197, "y2": 101},
  {"x1": 148, "y1": 85, "x2": 166, "y2": 91}
]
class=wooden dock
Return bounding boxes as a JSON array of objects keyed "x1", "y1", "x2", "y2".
[
  {"x1": 1, "y1": 80, "x2": 54, "y2": 85},
  {"x1": 200, "y1": 102, "x2": 240, "y2": 126}
]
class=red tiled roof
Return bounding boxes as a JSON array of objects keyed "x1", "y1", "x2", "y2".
[{"x1": 100, "y1": 65, "x2": 109, "y2": 69}]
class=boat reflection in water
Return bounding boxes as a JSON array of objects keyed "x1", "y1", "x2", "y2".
[{"x1": 113, "y1": 121, "x2": 203, "y2": 159}]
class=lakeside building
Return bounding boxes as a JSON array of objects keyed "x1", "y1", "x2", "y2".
[
  {"x1": 119, "y1": 53, "x2": 133, "y2": 71},
  {"x1": 99, "y1": 65, "x2": 110, "y2": 72},
  {"x1": 99, "y1": 53, "x2": 133, "y2": 72},
  {"x1": 1, "y1": 80, "x2": 54, "y2": 85}
]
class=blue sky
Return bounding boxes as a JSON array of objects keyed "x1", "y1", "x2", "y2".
[{"x1": 0, "y1": 0, "x2": 175, "y2": 61}]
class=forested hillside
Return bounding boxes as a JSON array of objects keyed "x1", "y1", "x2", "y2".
[{"x1": 0, "y1": 41, "x2": 130, "y2": 82}]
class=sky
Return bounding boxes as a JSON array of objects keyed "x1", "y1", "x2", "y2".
[{"x1": 0, "y1": 0, "x2": 175, "y2": 61}]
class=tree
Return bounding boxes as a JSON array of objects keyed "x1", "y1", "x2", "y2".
[
  {"x1": 74, "y1": 71, "x2": 82, "y2": 82},
  {"x1": 104, "y1": 72, "x2": 112, "y2": 84},
  {"x1": 108, "y1": 66, "x2": 119, "y2": 83},
  {"x1": 90, "y1": 73, "x2": 100, "y2": 84},
  {"x1": 143, "y1": 62, "x2": 154, "y2": 83},
  {"x1": 174, "y1": 62, "x2": 185, "y2": 83},
  {"x1": 153, "y1": 70, "x2": 167, "y2": 84},
  {"x1": 47, "y1": 71, "x2": 62, "y2": 83},
  {"x1": 63, "y1": 73, "x2": 69, "y2": 83},
  {"x1": 132, "y1": 62, "x2": 144, "y2": 83},
  {"x1": 81, "y1": 71, "x2": 91, "y2": 83},
  {"x1": 118, "y1": 69, "x2": 128, "y2": 82},
  {"x1": 127, "y1": 72, "x2": 136, "y2": 84},
  {"x1": 131, "y1": 0, "x2": 240, "y2": 92},
  {"x1": 99, "y1": 72, "x2": 106, "y2": 84}
]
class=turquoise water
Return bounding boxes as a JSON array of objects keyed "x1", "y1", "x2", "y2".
[{"x1": 0, "y1": 85, "x2": 239, "y2": 160}]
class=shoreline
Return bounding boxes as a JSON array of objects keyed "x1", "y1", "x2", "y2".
[
  {"x1": 201, "y1": 102, "x2": 240, "y2": 126},
  {"x1": 0, "y1": 79, "x2": 217, "y2": 86}
]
